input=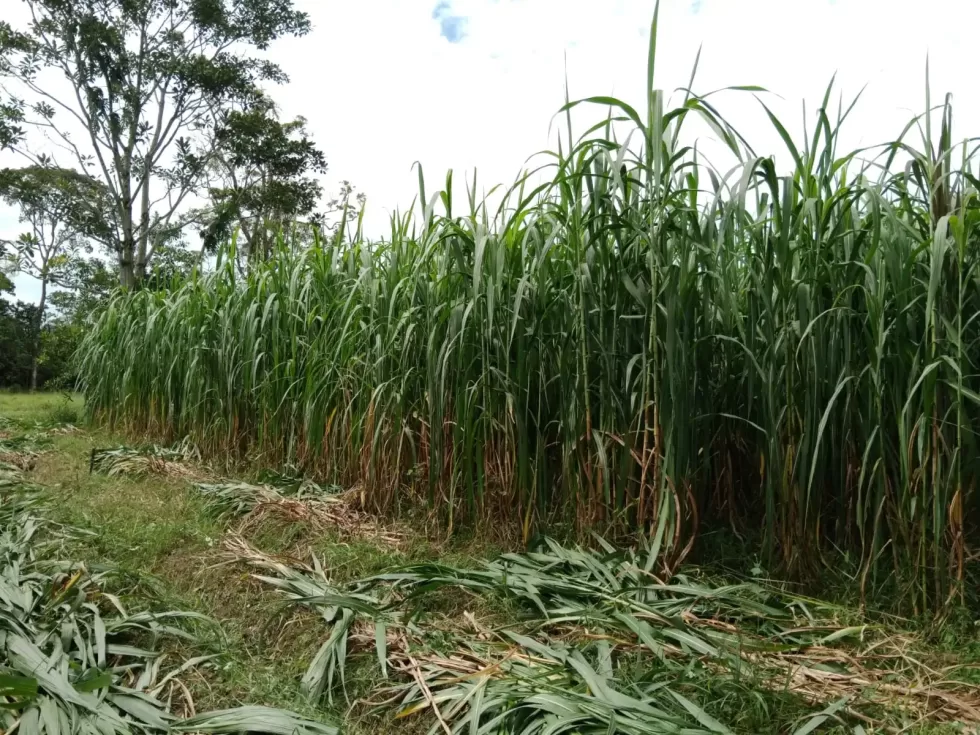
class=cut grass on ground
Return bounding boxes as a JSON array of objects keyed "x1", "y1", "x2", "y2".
[
  {"x1": 2, "y1": 393, "x2": 978, "y2": 735},
  {"x1": 4, "y1": 394, "x2": 496, "y2": 733}
]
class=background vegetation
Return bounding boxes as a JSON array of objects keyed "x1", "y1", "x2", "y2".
[
  {"x1": 3, "y1": 2, "x2": 977, "y2": 732},
  {"x1": 0, "y1": 0, "x2": 345, "y2": 388},
  {"x1": 0, "y1": 257, "x2": 116, "y2": 389}
]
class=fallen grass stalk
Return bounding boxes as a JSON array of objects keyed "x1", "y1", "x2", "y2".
[
  {"x1": 89, "y1": 441, "x2": 206, "y2": 480},
  {"x1": 196, "y1": 479, "x2": 408, "y2": 547},
  {"x1": 227, "y1": 532, "x2": 979, "y2": 733},
  {"x1": 0, "y1": 460, "x2": 338, "y2": 735},
  {"x1": 0, "y1": 432, "x2": 52, "y2": 472}
]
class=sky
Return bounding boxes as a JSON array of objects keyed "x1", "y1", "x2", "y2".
[{"x1": 4, "y1": 0, "x2": 980, "y2": 303}]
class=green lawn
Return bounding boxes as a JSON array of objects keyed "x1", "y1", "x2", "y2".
[{"x1": 0, "y1": 390, "x2": 84, "y2": 423}]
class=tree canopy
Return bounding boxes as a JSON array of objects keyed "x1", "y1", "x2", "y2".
[
  {"x1": 0, "y1": 164, "x2": 115, "y2": 252},
  {"x1": 0, "y1": 0, "x2": 312, "y2": 286},
  {"x1": 198, "y1": 95, "x2": 327, "y2": 259}
]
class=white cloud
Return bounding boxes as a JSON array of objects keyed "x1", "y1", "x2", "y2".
[{"x1": 4, "y1": 0, "x2": 979, "y2": 303}]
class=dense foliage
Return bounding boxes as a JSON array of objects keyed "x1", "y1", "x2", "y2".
[
  {"x1": 0, "y1": 299, "x2": 44, "y2": 387},
  {"x1": 77, "y1": 19, "x2": 979, "y2": 611},
  {"x1": 0, "y1": 165, "x2": 113, "y2": 388},
  {"x1": 0, "y1": 257, "x2": 112, "y2": 389},
  {"x1": 0, "y1": 248, "x2": 201, "y2": 390},
  {"x1": 196, "y1": 95, "x2": 328, "y2": 260}
]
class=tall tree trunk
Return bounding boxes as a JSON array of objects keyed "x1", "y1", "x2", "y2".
[
  {"x1": 30, "y1": 276, "x2": 47, "y2": 392},
  {"x1": 119, "y1": 206, "x2": 138, "y2": 287},
  {"x1": 119, "y1": 253, "x2": 136, "y2": 288},
  {"x1": 135, "y1": 166, "x2": 153, "y2": 284}
]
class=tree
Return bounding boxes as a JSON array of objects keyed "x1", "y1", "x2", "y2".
[
  {"x1": 0, "y1": 273, "x2": 43, "y2": 389},
  {"x1": 0, "y1": 246, "x2": 13, "y2": 293},
  {"x1": 43, "y1": 257, "x2": 116, "y2": 388},
  {"x1": 0, "y1": 0, "x2": 311, "y2": 287},
  {"x1": 0, "y1": 164, "x2": 112, "y2": 389},
  {"x1": 0, "y1": 272, "x2": 11, "y2": 294},
  {"x1": 144, "y1": 242, "x2": 199, "y2": 287},
  {"x1": 47, "y1": 256, "x2": 116, "y2": 327},
  {"x1": 323, "y1": 179, "x2": 366, "y2": 239},
  {"x1": 0, "y1": 298, "x2": 40, "y2": 388},
  {"x1": 197, "y1": 95, "x2": 326, "y2": 262}
]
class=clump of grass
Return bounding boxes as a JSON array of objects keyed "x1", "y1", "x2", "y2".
[
  {"x1": 194, "y1": 479, "x2": 406, "y2": 549},
  {"x1": 77, "y1": 4, "x2": 979, "y2": 614},
  {"x1": 46, "y1": 397, "x2": 81, "y2": 426},
  {"x1": 90, "y1": 441, "x2": 204, "y2": 478},
  {"x1": 0, "y1": 429, "x2": 52, "y2": 471}
]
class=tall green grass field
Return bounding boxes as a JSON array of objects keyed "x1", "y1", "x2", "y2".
[{"x1": 78, "y1": 10, "x2": 980, "y2": 612}]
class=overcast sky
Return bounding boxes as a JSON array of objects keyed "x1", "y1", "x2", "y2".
[{"x1": 4, "y1": 0, "x2": 979, "y2": 303}]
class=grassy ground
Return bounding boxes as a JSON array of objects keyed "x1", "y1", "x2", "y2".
[
  {"x1": 0, "y1": 391, "x2": 495, "y2": 733},
  {"x1": 2, "y1": 394, "x2": 321, "y2": 718},
  {"x1": 0, "y1": 390, "x2": 82, "y2": 422},
  {"x1": 1, "y1": 392, "x2": 977, "y2": 735}
]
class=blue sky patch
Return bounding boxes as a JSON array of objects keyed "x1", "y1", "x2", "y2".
[{"x1": 433, "y1": 1, "x2": 468, "y2": 43}]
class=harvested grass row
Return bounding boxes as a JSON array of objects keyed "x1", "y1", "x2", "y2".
[
  {"x1": 196, "y1": 480, "x2": 408, "y2": 549},
  {"x1": 223, "y1": 533, "x2": 980, "y2": 733}
]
